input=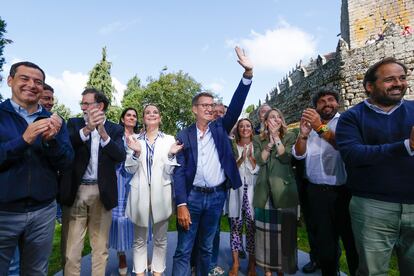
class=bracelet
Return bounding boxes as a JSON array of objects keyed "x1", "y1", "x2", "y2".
[
  {"x1": 264, "y1": 145, "x2": 272, "y2": 152},
  {"x1": 275, "y1": 140, "x2": 282, "y2": 147},
  {"x1": 316, "y1": 124, "x2": 329, "y2": 136}
]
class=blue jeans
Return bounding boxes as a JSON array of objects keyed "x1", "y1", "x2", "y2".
[
  {"x1": 173, "y1": 189, "x2": 226, "y2": 276},
  {"x1": 350, "y1": 196, "x2": 414, "y2": 276},
  {"x1": 0, "y1": 201, "x2": 56, "y2": 276},
  {"x1": 8, "y1": 247, "x2": 19, "y2": 276}
]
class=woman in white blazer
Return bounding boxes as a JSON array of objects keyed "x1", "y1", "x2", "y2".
[
  {"x1": 125, "y1": 104, "x2": 183, "y2": 276},
  {"x1": 227, "y1": 118, "x2": 259, "y2": 276}
]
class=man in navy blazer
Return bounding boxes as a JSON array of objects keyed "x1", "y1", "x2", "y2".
[
  {"x1": 59, "y1": 88, "x2": 125, "y2": 276},
  {"x1": 173, "y1": 47, "x2": 253, "y2": 276}
]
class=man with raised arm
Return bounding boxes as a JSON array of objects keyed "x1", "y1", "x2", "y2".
[{"x1": 172, "y1": 47, "x2": 253, "y2": 276}]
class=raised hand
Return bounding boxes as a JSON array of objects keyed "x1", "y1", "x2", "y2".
[
  {"x1": 247, "y1": 143, "x2": 253, "y2": 157},
  {"x1": 302, "y1": 108, "x2": 322, "y2": 131},
  {"x1": 299, "y1": 117, "x2": 313, "y2": 137},
  {"x1": 127, "y1": 135, "x2": 141, "y2": 156},
  {"x1": 169, "y1": 141, "x2": 184, "y2": 155},
  {"x1": 86, "y1": 108, "x2": 105, "y2": 131},
  {"x1": 235, "y1": 46, "x2": 253, "y2": 78},
  {"x1": 241, "y1": 144, "x2": 248, "y2": 160},
  {"x1": 42, "y1": 113, "x2": 63, "y2": 141},
  {"x1": 23, "y1": 119, "x2": 51, "y2": 144}
]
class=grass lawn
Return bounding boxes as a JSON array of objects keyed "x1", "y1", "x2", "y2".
[{"x1": 48, "y1": 216, "x2": 399, "y2": 275}]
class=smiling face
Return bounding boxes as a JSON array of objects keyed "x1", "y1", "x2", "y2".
[
  {"x1": 192, "y1": 95, "x2": 215, "y2": 124},
  {"x1": 122, "y1": 109, "x2": 138, "y2": 129},
  {"x1": 265, "y1": 110, "x2": 283, "y2": 130},
  {"x1": 39, "y1": 89, "x2": 54, "y2": 112},
  {"x1": 237, "y1": 119, "x2": 253, "y2": 140},
  {"x1": 366, "y1": 63, "x2": 408, "y2": 108},
  {"x1": 8, "y1": 65, "x2": 45, "y2": 108},
  {"x1": 143, "y1": 105, "x2": 161, "y2": 128},
  {"x1": 315, "y1": 94, "x2": 339, "y2": 121}
]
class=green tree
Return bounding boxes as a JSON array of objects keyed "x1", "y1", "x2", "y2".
[
  {"x1": 123, "y1": 75, "x2": 141, "y2": 97},
  {"x1": 86, "y1": 47, "x2": 120, "y2": 122},
  {"x1": 245, "y1": 104, "x2": 255, "y2": 115},
  {"x1": 0, "y1": 16, "x2": 13, "y2": 101},
  {"x1": 122, "y1": 71, "x2": 201, "y2": 135},
  {"x1": 86, "y1": 47, "x2": 115, "y2": 103},
  {"x1": 52, "y1": 99, "x2": 72, "y2": 121}
]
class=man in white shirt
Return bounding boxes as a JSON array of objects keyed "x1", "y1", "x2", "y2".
[
  {"x1": 293, "y1": 90, "x2": 358, "y2": 276},
  {"x1": 60, "y1": 88, "x2": 126, "y2": 276}
]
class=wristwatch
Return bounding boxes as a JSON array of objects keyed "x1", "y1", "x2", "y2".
[{"x1": 316, "y1": 124, "x2": 329, "y2": 136}]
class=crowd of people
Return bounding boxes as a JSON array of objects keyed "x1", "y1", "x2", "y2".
[{"x1": 0, "y1": 47, "x2": 413, "y2": 276}]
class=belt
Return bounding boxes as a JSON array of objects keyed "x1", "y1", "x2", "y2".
[
  {"x1": 310, "y1": 183, "x2": 345, "y2": 191},
  {"x1": 81, "y1": 179, "x2": 98, "y2": 185},
  {"x1": 192, "y1": 182, "x2": 226, "y2": 193}
]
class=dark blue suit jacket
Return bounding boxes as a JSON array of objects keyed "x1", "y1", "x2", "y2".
[
  {"x1": 59, "y1": 117, "x2": 126, "y2": 210},
  {"x1": 173, "y1": 79, "x2": 251, "y2": 205}
]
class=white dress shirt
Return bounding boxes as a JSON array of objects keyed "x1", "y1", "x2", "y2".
[
  {"x1": 292, "y1": 113, "x2": 346, "y2": 186},
  {"x1": 193, "y1": 126, "x2": 226, "y2": 187},
  {"x1": 79, "y1": 123, "x2": 111, "y2": 181}
]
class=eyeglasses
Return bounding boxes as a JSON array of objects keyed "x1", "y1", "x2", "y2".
[
  {"x1": 79, "y1": 101, "x2": 97, "y2": 107},
  {"x1": 196, "y1": 103, "x2": 216, "y2": 109}
]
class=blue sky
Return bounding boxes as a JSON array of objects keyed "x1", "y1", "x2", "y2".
[{"x1": 0, "y1": 0, "x2": 341, "y2": 114}]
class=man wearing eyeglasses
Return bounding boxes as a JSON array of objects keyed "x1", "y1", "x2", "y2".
[
  {"x1": 172, "y1": 47, "x2": 253, "y2": 276},
  {"x1": 0, "y1": 61, "x2": 73, "y2": 275},
  {"x1": 60, "y1": 88, "x2": 126, "y2": 276}
]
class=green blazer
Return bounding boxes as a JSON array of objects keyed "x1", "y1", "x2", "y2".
[{"x1": 252, "y1": 131, "x2": 298, "y2": 208}]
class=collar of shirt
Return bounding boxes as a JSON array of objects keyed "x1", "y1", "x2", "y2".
[
  {"x1": 10, "y1": 99, "x2": 43, "y2": 124},
  {"x1": 363, "y1": 99, "x2": 403, "y2": 115},
  {"x1": 138, "y1": 130, "x2": 165, "y2": 141}
]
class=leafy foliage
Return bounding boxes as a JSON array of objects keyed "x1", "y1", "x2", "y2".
[
  {"x1": 86, "y1": 47, "x2": 116, "y2": 104},
  {"x1": 245, "y1": 104, "x2": 256, "y2": 115},
  {"x1": 51, "y1": 99, "x2": 72, "y2": 121},
  {"x1": 0, "y1": 16, "x2": 13, "y2": 100},
  {"x1": 86, "y1": 47, "x2": 121, "y2": 122},
  {"x1": 122, "y1": 71, "x2": 201, "y2": 135}
]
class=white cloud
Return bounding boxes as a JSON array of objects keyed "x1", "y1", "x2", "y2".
[
  {"x1": 46, "y1": 71, "x2": 89, "y2": 114},
  {"x1": 99, "y1": 19, "x2": 139, "y2": 35},
  {"x1": 206, "y1": 78, "x2": 227, "y2": 95},
  {"x1": 228, "y1": 20, "x2": 317, "y2": 72},
  {"x1": 112, "y1": 77, "x2": 127, "y2": 106},
  {"x1": 47, "y1": 71, "x2": 126, "y2": 115}
]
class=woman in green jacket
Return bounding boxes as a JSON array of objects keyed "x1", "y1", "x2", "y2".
[{"x1": 253, "y1": 108, "x2": 298, "y2": 276}]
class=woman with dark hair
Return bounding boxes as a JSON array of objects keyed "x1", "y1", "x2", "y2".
[
  {"x1": 253, "y1": 108, "x2": 298, "y2": 276},
  {"x1": 228, "y1": 118, "x2": 259, "y2": 276},
  {"x1": 108, "y1": 107, "x2": 139, "y2": 275},
  {"x1": 125, "y1": 104, "x2": 183, "y2": 276}
]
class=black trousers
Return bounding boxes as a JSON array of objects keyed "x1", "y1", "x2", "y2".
[{"x1": 307, "y1": 184, "x2": 358, "y2": 276}]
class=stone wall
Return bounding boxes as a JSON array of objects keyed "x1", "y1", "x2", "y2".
[
  {"x1": 341, "y1": 0, "x2": 414, "y2": 49},
  {"x1": 260, "y1": 23, "x2": 414, "y2": 125}
]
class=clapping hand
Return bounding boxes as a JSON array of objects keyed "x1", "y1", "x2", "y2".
[
  {"x1": 42, "y1": 113, "x2": 62, "y2": 141},
  {"x1": 169, "y1": 141, "x2": 184, "y2": 155},
  {"x1": 85, "y1": 108, "x2": 105, "y2": 131},
  {"x1": 127, "y1": 135, "x2": 141, "y2": 156},
  {"x1": 302, "y1": 108, "x2": 322, "y2": 131},
  {"x1": 299, "y1": 117, "x2": 312, "y2": 137}
]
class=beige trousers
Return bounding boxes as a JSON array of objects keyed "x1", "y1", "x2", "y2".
[
  {"x1": 132, "y1": 219, "x2": 169, "y2": 274},
  {"x1": 62, "y1": 184, "x2": 112, "y2": 276}
]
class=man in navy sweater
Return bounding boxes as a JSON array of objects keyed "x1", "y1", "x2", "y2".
[
  {"x1": 0, "y1": 61, "x2": 73, "y2": 275},
  {"x1": 336, "y1": 57, "x2": 414, "y2": 276}
]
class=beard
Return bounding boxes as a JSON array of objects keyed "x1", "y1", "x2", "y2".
[
  {"x1": 370, "y1": 86, "x2": 406, "y2": 107},
  {"x1": 319, "y1": 106, "x2": 338, "y2": 121}
]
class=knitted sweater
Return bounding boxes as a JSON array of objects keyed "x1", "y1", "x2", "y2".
[{"x1": 336, "y1": 100, "x2": 414, "y2": 204}]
